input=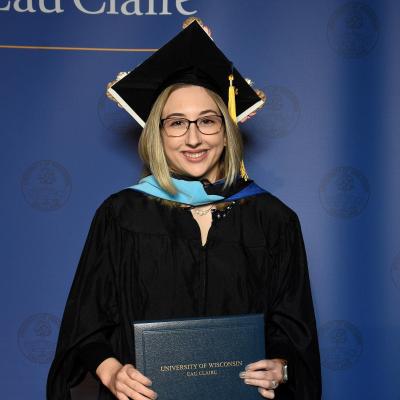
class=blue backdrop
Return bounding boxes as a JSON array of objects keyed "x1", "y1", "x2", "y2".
[{"x1": 1, "y1": 0, "x2": 399, "y2": 398}]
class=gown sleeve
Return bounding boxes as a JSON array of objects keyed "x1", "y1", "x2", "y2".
[
  {"x1": 265, "y1": 211, "x2": 322, "y2": 400},
  {"x1": 46, "y1": 198, "x2": 121, "y2": 400}
]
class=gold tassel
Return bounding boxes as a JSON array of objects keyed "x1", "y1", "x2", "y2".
[
  {"x1": 228, "y1": 74, "x2": 237, "y2": 123},
  {"x1": 240, "y1": 160, "x2": 249, "y2": 181},
  {"x1": 228, "y1": 74, "x2": 249, "y2": 181}
]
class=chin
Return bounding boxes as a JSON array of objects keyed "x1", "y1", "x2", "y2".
[
  {"x1": 176, "y1": 164, "x2": 207, "y2": 177},
  {"x1": 170, "y1": 157, "x2": 221, "y2": 181}
]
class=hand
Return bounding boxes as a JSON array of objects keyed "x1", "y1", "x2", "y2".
[
  {"x1": 239, "y1": 359, "x2": 286, "y2": 399},
  {"x1": 96, "y1": 357, "x2": 158, "y2": 400}
]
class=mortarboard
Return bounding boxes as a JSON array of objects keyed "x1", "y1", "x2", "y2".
[{"x1": 107, "y1": 19, "x2": 265, "y2": 127}]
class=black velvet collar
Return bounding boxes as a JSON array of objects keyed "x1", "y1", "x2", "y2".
[{"x1": 169, "y1": 172, "x2": 253, "y2": 199}]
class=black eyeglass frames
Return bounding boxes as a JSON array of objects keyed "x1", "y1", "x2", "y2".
[{"x1": 160, "y1": 115, "x2": 224, "y2": 137}]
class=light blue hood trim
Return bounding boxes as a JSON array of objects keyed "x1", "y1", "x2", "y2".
[{"x1": 128, "y1": 175, "x2": 224, "y2": 206}]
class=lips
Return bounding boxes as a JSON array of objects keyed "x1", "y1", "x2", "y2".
[{"x1": 182, "y1": 150, "x2": 208, "y2": 162}]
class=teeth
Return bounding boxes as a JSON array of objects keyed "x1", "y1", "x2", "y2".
[{"x1": 184, "y1": 151, "x2": 206, "y2": 159}]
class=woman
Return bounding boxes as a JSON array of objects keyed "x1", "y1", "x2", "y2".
[{"x1": 47, "y1": 19, "x2": 321, "y2": 400}]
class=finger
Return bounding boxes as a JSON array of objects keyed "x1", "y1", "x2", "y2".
[
  {"x1": 243, "y1": 369, "x2": 282, "y2": 382},
  {"x1": 115, "y1": 375, "x2": 157, "y2": 400},
  {"x1": 245, "y1": 359, "x2": 275, "y2": 371},
  {"x1": 117, "y1": 382, "x2": 156, "y2": 400},
  {"x1": 125, "y1": 365, "x2": 153, "y2": 386},
  {"x1": 258, "y1": 387, "x2": 275, "y2": 399},
  {"x1": 244, "y1": 378, "x2": 278, "y2": 390},
  {"x1": 125, "y1": 380, "x2": 158, "y2": 400},
  {"x1": 115, "y1": 392, "x2": 130, "y2": 400},
  {"x1": 240, "y1": 370, "x2": 274, "y2": 381}
]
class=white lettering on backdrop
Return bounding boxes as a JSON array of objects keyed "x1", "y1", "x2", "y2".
[{"x1": 0, "y1": 0, "x2": 197, "y2": 15}]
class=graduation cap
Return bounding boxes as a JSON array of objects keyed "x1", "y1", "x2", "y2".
[{"x1": 107, "y1": 19, "x2": 265, "y2": 128}]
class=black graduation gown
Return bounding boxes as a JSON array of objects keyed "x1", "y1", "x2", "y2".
[{"x1": 46, "y1": 188, "x2": 321, "y2": 400}]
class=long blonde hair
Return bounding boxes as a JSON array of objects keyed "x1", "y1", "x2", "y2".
[{"x1": 138, "y1": 83, "x2": 243, "y2": 195}]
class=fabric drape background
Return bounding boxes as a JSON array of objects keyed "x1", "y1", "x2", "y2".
[{"x1": 1, "y1": 1, "x2": 399, "y2": 398}]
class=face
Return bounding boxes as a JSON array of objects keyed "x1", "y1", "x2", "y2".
[{"x1": 161, "y1": 85, "x2": 226, "y2": 183}]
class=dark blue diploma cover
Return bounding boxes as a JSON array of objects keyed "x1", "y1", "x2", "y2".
[{"x1": 134, "y1": 314, "x2": 265, "y2": 399}]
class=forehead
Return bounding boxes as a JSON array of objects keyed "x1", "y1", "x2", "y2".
[{"x1": 163, "y1": 85, "x2": 219, "y2": 115}]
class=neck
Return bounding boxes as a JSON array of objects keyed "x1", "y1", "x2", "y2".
[{"x1": 170, "y1": 167, "x2": 223, "y2": 184}]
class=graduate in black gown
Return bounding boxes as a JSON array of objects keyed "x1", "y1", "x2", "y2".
[{"x1": 47, "y1": 19, "x2": 321, "y2": 400}]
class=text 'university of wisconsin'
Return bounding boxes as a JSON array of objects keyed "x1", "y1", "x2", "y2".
[{"x1": 160, "y1": 360, "x2": 244, "y2": 372}]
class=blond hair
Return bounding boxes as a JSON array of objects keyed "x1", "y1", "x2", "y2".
[{"x1": 138, "y1": 83, "x2": 243, "y2": 195}]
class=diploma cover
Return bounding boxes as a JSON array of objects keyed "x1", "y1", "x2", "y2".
[{"x1": 134, "y1": 314, "x2": 265, "y2": 399}]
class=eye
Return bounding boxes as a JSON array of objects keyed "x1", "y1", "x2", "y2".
[
  {"x1": 198, "y1": 116, "x2": 217, "y2": 126},
  {"x1": 166, "y1": 118, "x2": 187, "y2": 128}
]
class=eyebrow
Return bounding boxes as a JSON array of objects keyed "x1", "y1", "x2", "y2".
[{"x1": 164, "y1": 109, "x2": 220, "y2": 119}]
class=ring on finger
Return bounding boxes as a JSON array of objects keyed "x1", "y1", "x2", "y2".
[{"x1": 271, "y1": 380, "x2": 278, "y2": 389}]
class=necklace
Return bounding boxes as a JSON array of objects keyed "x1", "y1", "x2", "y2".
[{"x1": 191, "y1": 205, "x2": 215, "y2": 216}]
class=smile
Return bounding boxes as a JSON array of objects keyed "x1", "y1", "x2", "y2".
[{"x1": 182, "y1": 150, "x2": 208, "y2": 161}]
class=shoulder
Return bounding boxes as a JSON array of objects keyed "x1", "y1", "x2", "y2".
[
  {"x1": 245, "y1": 190, "x2": 300, "y2": 225},
  {"x1": 103, "y1": 188, "x2": 155, "y2": 211},
  {"x1": 239, "y1": 189, "x2": 303, "y2": 250},
  {"x1": 96, "y1": 188, "x2": 169, "y2": 233},
  {"x1": 242, "y1": 192, "x2": 302, "y2": 251}
]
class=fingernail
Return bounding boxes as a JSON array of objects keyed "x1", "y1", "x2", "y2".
[
  {"x1": 239, "y1": 371, "x2": 246, "y2": 378},
  {"x1": 153, "y1": 393, "x2": 158, "y2": 399},
  {"x1": 245, "y1": 364, "x2": 250, "y2": 370},
  {"x1": 244, "y1": 379, "x2": 250, "y2": 384}
]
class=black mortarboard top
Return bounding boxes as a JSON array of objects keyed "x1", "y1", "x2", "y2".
[{"x1": 107, "y1": 20, "x2": 264, "y2": 127}]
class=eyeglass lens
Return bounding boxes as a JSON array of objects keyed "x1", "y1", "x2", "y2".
[{"x1": 162, "y1": 115, "x2": 223, "y2": 136}]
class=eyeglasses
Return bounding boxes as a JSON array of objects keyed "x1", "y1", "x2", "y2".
[{"x1": 160, "y1": 115, "x2": 224, "y2": 137}]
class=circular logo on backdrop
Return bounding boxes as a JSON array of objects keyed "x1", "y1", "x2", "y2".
[
  {"x1": 21, "y1": 160, "x2": 72, "y2": 211},
  {"x1": 97, "y1": 92, "x2": 134, "y2": 133},
  {"x1": 18, "y1": 313, "x2": 60, "y2": 364},
  {"x1": 319, "y1": 166, "x2": 370, "y2": 218},
  {"x1": 391, "y1": 252, "x2": 400, "y2": 290},
  {"x1": 327, "y1": 2, "x2": 379, "y2": 57},
  {"x1": 319, "y1": 320, "x2": 363, "y2": 370},
  {"x1": 255, "y1": 85, "x2": 301, "y2": 138}
]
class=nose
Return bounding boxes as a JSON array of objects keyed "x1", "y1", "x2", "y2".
[{"x1": 184, "y1": 122, "x2": 203, "y2": 147}]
